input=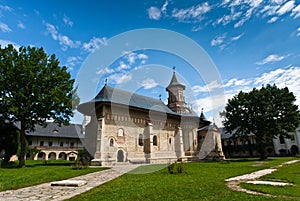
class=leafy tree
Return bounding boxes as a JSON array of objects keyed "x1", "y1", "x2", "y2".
[
  {"x1": 0, "y1": 122, "x2": 20, "y2": 162},
  {"x1": 222, "y1": 84, "x2": 300, "y2": 159},
  {"x1": 0, "y1": 44, "x2": 79, "y2": 167}
]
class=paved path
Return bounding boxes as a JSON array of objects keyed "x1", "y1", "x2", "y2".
[
  {"x1": 225, "y1": 160, "x2": 299, "y2": 197},
  {"x1": 0, "y1": 164, "x2": 140, "y2": 201}
]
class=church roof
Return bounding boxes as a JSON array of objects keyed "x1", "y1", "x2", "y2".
[
  {"x1": 167, "y1": 72, "x2": 185, "y2": 90},
  {"x1": 78, "y1": 85, "x2": 179, "y2": 116}
]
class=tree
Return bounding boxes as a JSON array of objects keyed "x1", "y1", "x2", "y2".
[
  {"x1": 0, "y1": 122, "x2": 20, "y2": 162},
  {"x1": 0, "y1": 44, "x2": 79, "y2": 167},
  {"x1": 222, "y1": 84, "x2": 300, "y2": 159}
]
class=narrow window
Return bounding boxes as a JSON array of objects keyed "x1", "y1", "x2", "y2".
[
  {"x1": 110, "y1": 139, "x2": 114, "y2": 147},
  {"x1": 48, "y1": 141, "x2": 53, "y2": 147},
  {"x1": 153, "y1": 135, "x2": 158, "y2": 146},
  {"x1": 118, "y1": 128, "x2": 124, "y2": 136},
  {"x1": 60, "y1": 142, "x2": 64, "y2": 147},
  {"x1": 40, "y1": 141, "x2": 44, "y2": 146},
  {"x1": 70, "y1": 142, "x2": 75, "y2": 147},
  {"x1": 138, "y1": 134, "x2": 144, "y2": 146}
]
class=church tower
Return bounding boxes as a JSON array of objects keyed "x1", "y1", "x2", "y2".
[{"x1": 166, "y1": 69, "x2": 191, "y2": 114}]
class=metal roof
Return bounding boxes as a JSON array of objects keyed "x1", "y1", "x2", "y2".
[
  {"x1": 78, "y1": 85, "x2": 186, "y2": 116},
  {"x1": 26, "y1": 122, "x2": 84, "y2": 139}
]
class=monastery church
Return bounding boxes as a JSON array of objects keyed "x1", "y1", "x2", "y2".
[{"x1": 78, "y1": 70, "x2": 224, "y2": 165}]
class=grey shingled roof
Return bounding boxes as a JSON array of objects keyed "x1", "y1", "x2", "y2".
[
  {"x1": 26, "y1": 122, "x2": 84, "y2": 139},
  {"x1": 78, "y1": 85, "x2": 180, "y2": 116},
  {"x1": 166, "y1": 72, "x2": 185, "y2": 90}
]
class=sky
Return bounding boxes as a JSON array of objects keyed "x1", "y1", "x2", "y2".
[{"x1": 1, "y1": 0, "x2": 300, "y2": 126}]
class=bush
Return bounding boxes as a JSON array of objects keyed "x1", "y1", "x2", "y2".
[{"x1": 168, "y1": 162, "x2": 186, "y2": 174}]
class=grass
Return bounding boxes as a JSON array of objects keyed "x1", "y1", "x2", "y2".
[
  {"x1": 0, "y1": 160, "x2": 106, "y2": 192},
  {"x1": 240, "y1": 160, "x2": 300, "y2": 199},
  {"x1": 69, "y1": 157, "x2": 299, "y2": 201}
]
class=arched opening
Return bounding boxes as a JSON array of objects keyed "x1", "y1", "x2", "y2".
[
  {"x1": 37, "y1": 152, "x2": 46, "y2": 160},
  {"x1": 58, "y1": 152, "x2": 67, "y2": 160},
  {"x1": 118, "y1": 128, "x2": 124, "y2": 136},
  {"x1": 109, "y1": 138, "x2": 114, "y2": 147},
  {"x1": 117, "y1": 149, "x2": 125, "y2": 162},
  {"x1": 291, "y1": 145, "x2": 299, "y2": 156},
  {"x1": 48, "y1": 152, "x2": 56, "y2": 160},
  {"x1": 138, "y1": 134, "x2": 144, "y2": 146}
]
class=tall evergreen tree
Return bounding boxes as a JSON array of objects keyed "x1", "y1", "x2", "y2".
[
  {"x1": 222, "y1": 84, "x2": 300, "y2": 159},
  {"x1": 0, "y1": 44, "x2": 79, "y2": 167}
]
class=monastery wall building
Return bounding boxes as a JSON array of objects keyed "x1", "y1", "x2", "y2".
[{"x1": 78, "y1": 71, "x2": 224, "y2": 165}]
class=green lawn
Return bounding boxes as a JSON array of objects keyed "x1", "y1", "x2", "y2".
[
  {"x1": 240, "y1": 160, "x2": 300, "y2": 199},
  {"x1": 69, "y1": 157, "x2": 299, "y2": 201},
  {"x1": 0, "y1": 160, "x2": 106, "y2": 191}
]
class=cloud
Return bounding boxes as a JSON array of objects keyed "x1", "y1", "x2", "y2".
[
  {"x1": 291, "y1": 4, "x2": 300, "y2": 18},
  {"x1": 17, "y1": 22, "x2": 25, "y2": 29},
  {"x1": 108, "y1": 73, "x2": 132, "y2": 85},
  {"x1": 0, "y1": 4, "x2": 13, "y2": 16},
  {"x1": 192, "y1": 80, "x2": 223, "y2": 93},
  {"x1": 0, "y1": 22, "x2": 12, "y2": 32},
  {"x1": 96, "y1": 67, "x2": 115, "y2": 75},
  {"x1": 147, "y1": 0, "x2": 168, "y2": 20},
  {"x1": 231, "y1": 33, "x2": 244, "y2": 41},
  {"x1": 211, "y1": 35, "x2": 225, "y2": 46},
  {"x1": 256, "y1": 54, "x2": 286, "y2": 65},
  {"x1": 267, "y1": 16, "x2": 279, "y2": 23},
  {"x1": 277, "y1": 0, "x2": 295, "y2": 16},
  {"x1": 193, "y1": 66, "x2": 300, "y2": 126},
  {"x1": 172, "y1": 2, "x2": 211, "y2": 22},
  {"x1": 0, "y1": 39, "x2": 20, "y2": 49},
  {"x1": 63, "y1": 15, "x2": 73, "y2": 27},
  {"x1": 148, "y1": 6, "x2": 161, "y2": 20},
  {"x1": 66, "y1": 56, "x2": 82, "y2": 70},
  {"x1": 297, "y1": 27, "x2": 300, "y2": 36},
  {"x1": 122, "y1": 51, "x2": 148, "y2": 66},
  {"x1": 45, "y1": 23, "x2": 81, "y2": 50},
  {"x1": 141, "y1": 78, "x2": 158, "y2": 89},
  {"x1": 82, "y1": 37, "x2": 107, "y2": 52}
]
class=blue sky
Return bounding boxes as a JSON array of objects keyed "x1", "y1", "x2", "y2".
[{"x1": 1, "y1": 0, "x2": 300, "y2": 125}]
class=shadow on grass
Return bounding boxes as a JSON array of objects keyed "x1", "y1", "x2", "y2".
[{"x1": 0, "y1": 160, "x2": 74, "y2": 169}]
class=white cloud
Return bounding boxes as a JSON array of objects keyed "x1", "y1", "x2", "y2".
[
  {"x1": 66, "y1": 56, "x2": 82, "y2": 70},
  {"x1": 0, "y1": 22, "x2": 12, "y2": 32},
  {"x1": 192, "y1": 80, "x2": 223, "y2": 94},
  {"x1": 211, "y1": 34, "x2": 226, "y2": 46},
  {"x1": 141, "y1": 78, "x2": 158, "y2": 89},
  {"x1": 256, "y1": 54, "x2": 286, "y2": 65},
  {"x1": 297, "y1": 27, "x2": 300, "y2": 36},
  {"x1": 172, "y1": 2, "x2": 211, "y2": 22},
  {"x1": 148, "y1": 6, "x2": 161, "y2": 20},
  {"x1": 147, "y1": 0, "x2": 168, "y2": 20},
  {"x1": 277, "y1": 0, "x2": 295, "y2": 15},
  {"x1": 267, "y1": 16, "x2": 279, "y2": 23},
  {"x1": 116, "y1": 74, "x2": 132, "y2": 84},
  {"x1": 0, "y1": 39, "x2": 20, "y2": 49},
  {"x1": 193, "y1": 66, "x2": 300, "y2": 126},
  {"x1": 63, "y1": 15, "x2": 73, "y2": 27},
  {"x1": 116, "y1": 61, "x2": 130, "y2": 71},
  {"x1": 82, "y1": 37, "x2": 107, "y2": 52},
  {"x1": 45, "y1": 23, "x2": 80, "y2": 50},
  {"x1": 231, "y1": 33, "x2": 244, "y2": 41},
  {"x1": 17, "y1": 22, "x2": 25, "y2": 29},
  {"x1": 291, "y1": 4, "x2": 300, "y2": 18},
  {"x1": 96, "y1": 67, "x2": 115, "y2": 75}
]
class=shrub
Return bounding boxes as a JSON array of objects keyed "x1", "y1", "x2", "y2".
[{"x1": 168, "y1": 162, "x2": 186, "y2": 174}]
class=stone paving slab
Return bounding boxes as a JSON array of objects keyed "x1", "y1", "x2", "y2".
[
  {"x1": 0, "y1": 164, "x2": 140, "y2": 201},
  {"x1": 246, "y1": 180, "x2": 293, "y2": 186}
]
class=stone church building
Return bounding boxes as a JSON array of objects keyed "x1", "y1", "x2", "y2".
[{"x1": 78, "y1": 71, "x2": 224, "y2": 165}]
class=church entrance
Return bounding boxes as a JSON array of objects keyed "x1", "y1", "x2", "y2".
[{"x1": 117, "y1": 149, "x2": 125, "y2": 162}]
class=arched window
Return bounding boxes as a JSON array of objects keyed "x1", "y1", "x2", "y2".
[
  {"x1": 138, "y1": 134, "x2": 143, "y2": 146},
  {"x1": 153, "y1": 135, "x2": 158, "y2": 146},
  {"x1": 109, "y1": 138, "x2": 114, "y2": 147},
  {"x1": 118, "y1": 128, "x2": 124, "y2": 136}
]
